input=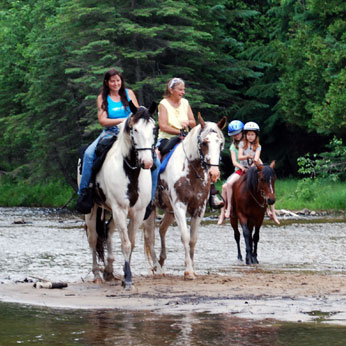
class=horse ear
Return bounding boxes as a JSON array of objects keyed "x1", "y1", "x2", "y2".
[
  {"x1": 218, "y1": 116, "x2": 227, "y2": 130},
  {"x1": 198, "y1": 112, "x2": 206, "y2": 128},
  {"x1": 270, "y1": 160, "x2": 276, "y2": 169},
  {"x1": 129, "y1": 100, "x2": 137, "y2": 114},
  {"x1": 148, "y1": 101, "x2": 157, "y2": 116},
  {"x1": 255, "y1": 161, "x2": 263, "y2": 171}
]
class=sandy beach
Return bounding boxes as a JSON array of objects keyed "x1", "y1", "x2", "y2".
[{"x1": 2, "y1": 270, "x2": 346, "y2": 324}]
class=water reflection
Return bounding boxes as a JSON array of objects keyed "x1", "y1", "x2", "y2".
[{"x1": 2, "y1": 302, "x2": 346, "y2": 345}]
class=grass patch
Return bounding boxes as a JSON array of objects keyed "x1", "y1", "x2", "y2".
[
  {"x1": 216, "y1": 178, "x2": 346, "y2": 212},
  {"x1": 0, "y1": 178, "x2": 345, "y2": 212},
  {"x1": 0, "y1": 180, "x2": 75, "y2": 208}
]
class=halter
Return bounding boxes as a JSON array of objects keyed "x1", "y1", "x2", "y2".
[
  {"x1": 181, "y1": 128, "x2": 221, "y2": 180},
  {"x1": 197, "y1": 132, "x2": 221, "y2": 170},
  {"x1": 249, "y1": 189, "x2": 267, "y2": 209},
  {"x1": 123, "y1": 118, "x2": 155, "y2": 170},
  {"x1": 248, "y1": 169, "x2": 269, "y2": 209}
]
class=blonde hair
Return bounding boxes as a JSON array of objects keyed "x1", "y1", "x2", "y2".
[{"x1": 232, "y1": 133, "x2": 243, "y2": 150}]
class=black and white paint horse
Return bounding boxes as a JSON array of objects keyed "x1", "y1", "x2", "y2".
[{"x1": 78, "y1": 102, "x2": 156, "y2": 289}]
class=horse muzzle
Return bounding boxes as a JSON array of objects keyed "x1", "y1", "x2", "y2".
[
  {"x1": 141, "y1": 159, "x2": 153, "y2": 170},
  {"x1": 267, "y1": 197, "x2": 276, "y2": 205},
  {"x1": 208, "y1": 166, "x2": 220, "y2": 183}
]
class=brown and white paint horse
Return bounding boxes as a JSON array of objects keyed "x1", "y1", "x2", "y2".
[
  {"x1": 78, "y1": 102, "x2": 156, "y2": 289},
  {"x1": 143, "y1": 114, "x2": 226, "y2": 279}
]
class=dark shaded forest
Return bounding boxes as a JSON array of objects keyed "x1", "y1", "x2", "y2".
[{"x1": 0, "y1": 0, "x2": 345, "y2": 190}]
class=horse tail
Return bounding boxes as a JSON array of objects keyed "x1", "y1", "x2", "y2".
[{"x1": 95, "y1": 207, "x2": 109, "y2": 263}]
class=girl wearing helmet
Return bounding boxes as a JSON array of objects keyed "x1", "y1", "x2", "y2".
[
  {"x1": 238, "y1": 122, "x2": 280, "y2": 225},
  {"x1": 218, "y1": 120, "x2": 247, "y2": 224}
]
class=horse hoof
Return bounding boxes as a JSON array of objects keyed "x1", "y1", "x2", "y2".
[
  {"x1": 122, "y1": 280, "x2": 133, "y2": 290},
  {"x1": 93, "y1": 278, "x2": 104, "y2": 284},
  {"x1": 152, "y1": 265, "x2": 163, "y2": 275},
  {"x1": 184, "y1": 272, "x2": 196, "y2": 280},
  {"x1": 103, "y1": 271, "x2": 115, "y2": 282}
]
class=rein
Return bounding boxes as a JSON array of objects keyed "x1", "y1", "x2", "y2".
[
  {"x1": 197, "y1": 134, "x2": 220, "y2": 170},
  {"x1": 182, "y1": 140, "x2": 204, "y2": 180},
  {"x1": 124, "y1": 123, "x2": 155, "y2": 169},
  {"x1": 249, "y1": 189, "x2": 267, "y2": 209}
]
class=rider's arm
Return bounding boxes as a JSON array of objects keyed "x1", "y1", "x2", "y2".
[
  {"x1": 231, "y1": 150, "x2": 245, "y2": 171},
  {"x1": 127, "y1": 89, "x2": 139, "y2": 107},
  {"x1": 186, "y1": 104, "x2": 196, "y2": 128},
  {"x1": 253, "y1": 147, "x2": 261, "y2": 164},
  {"x1": 238, "y1": 147, "x2": 250, "y2": 161}
]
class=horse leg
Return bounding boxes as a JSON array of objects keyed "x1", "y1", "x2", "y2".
[
  {"x1": 230, "y1": 216, "x2": 242, "y2": 261},
  {"x1": 85, "y1": 208, "x2": 103, "y2": 283},
  {"x1": 142, "y1": 208, "x2": 163, "y2": 274},
  {"x1": 103, "y1": 218, "x2": 116, "y2": 281},
  {"x1": 252, "y1": 226, "x2": 260, "y2": 264},
  {"x1": 158, "y1": 212, "x2": 175, "y2": 268},
  {"x1": 174, "y1": 205, "x2": 195, "y2": 280},
  {"x1": 189, "y1": 216, "x2": 202, "y2": 274},
  {"x1": 113, "y1": 209, "x2": 133, "y2": 290},
  {"x1": 240, "y1": 222, "x2": 255, "y2": 265}
]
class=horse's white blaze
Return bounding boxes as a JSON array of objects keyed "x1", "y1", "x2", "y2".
[
  {"x1": 204, "y1": 131, "x2": 222, "y2": 166},
  {"x1": 132, "y1": 118, "x2": 155, "y2": 169}
]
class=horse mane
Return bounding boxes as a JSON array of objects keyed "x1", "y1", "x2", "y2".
[{"x1": 244, "y1": 164, "x2": 276, "y2": 194}]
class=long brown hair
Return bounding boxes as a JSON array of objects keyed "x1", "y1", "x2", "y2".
[
  {"x1": 100, "y1": 69, "x2": 129, "y2": 114},
  {"x1": 232, "y1": 133, "x2": 243, "y2": 150},
  {"x1": 243, "y1": 131, "x2": 260, "y2": 151}
]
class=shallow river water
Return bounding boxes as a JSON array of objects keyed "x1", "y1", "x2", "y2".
[{"x1": 1, "y1": 207, "x2": 346, "y2": 345}]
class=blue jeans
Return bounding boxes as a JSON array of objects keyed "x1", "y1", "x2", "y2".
[
  {"x1": 151, "y1": 155, "x2": 161, "y2": 201},
  {"x1": 78, "y1": 128, "x2": 118, "y2": 194}
]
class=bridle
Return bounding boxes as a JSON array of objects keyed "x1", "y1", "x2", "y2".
[
  {"x1": 182, "y1": 127, "x2": 223, "y2": 179},
  {"x1": 124, "y1": 117, "x2": 156, "y2": 170},
  {"x1": 248, "y1": 170, "x2": 271, "y2": 209}
]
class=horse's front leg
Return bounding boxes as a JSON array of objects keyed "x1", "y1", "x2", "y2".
[
  {"x1": 189, "y1": 215, "x2": 202, "y2": 271},
  {"x1": 240, "y1": 222, "x2": 255, "y2": 265},
  {"x1": 113, "y1": 208, "x2": 133, "y2": 290},
  {"x1": 230, "y1": 215, "x2": 242, "y2": 261},
  {"x1": 174, "y1": 203, "x2": 195, "y2": 280},
  {"x1": 252, "y1": 226, "x2": 260, "y2": 264}
]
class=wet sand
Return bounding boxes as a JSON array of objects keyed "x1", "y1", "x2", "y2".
[{"x1": 2, "y1": 270, "x2": 346, "y2": 324}]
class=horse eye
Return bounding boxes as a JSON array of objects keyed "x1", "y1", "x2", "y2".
[{"x1": 201, "y1": 142, "x2": 208, "y2": 147}]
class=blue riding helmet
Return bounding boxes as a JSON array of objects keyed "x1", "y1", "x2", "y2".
[{"x1": 228, "y1": 120, "x2": 244, "y2": 136}]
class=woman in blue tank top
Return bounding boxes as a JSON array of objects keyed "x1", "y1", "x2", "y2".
[{"x1": 77, "y1": 69, "x2": 139, "y2": 213}]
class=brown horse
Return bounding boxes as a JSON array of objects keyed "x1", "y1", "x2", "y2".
[{"x1": 230, "y1": 161, "x2": 276, "y2": 264}]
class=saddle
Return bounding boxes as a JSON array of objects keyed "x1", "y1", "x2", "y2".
[
  {"x1": 79, "y1": 134, "x2": 117, "y2": 178},
  {"x1": 77, "y1": 134, "x2": 117, "y2": 214}
]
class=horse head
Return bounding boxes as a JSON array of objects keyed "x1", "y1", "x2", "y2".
[
  {"x1": 197, "y1": 113, "x2": 226, "y2": 183},
  {"x1": 125, "y1": 101, "x2": 157, "y2": 169},
  {"x1": 254, "y1": 160, "x2": 277, "y2": 206}
]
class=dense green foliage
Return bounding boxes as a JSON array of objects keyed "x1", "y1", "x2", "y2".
[{"x1": 0, "y1": 0, "x2": 345, "y2": 191}]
